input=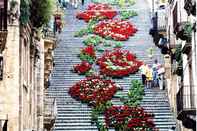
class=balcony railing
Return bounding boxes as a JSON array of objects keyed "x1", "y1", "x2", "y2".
[
  {"x1": 44, "y1": 98, "x2": 57, "y2": 130},
  {"x1": 156, "y1": 10, "x2": 166, "y2": 32},
  {"x1": 43, "y1": 27, "x2": 55, "y2": 40},
  {"x1": 177, "y1": 85, "x2": 196, "y2": 119}
]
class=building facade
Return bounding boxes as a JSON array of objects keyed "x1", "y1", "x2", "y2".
[
  {"x1": 166, "y1": 0, "x2": 196, "y2": 130},
  {"x1": 149, "y1": 0, "x2": 196, "y2": 130},
  {"x1": 0, "y1": 0, "x2": 57, "y2": 131}
]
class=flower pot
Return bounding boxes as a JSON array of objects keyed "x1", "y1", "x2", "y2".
[{"x1": 174, "y1": 22, "x2": 192, "y2": 41}]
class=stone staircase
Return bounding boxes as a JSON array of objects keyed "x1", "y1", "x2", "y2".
[{"x1": 45, "y1": 0, "x2": 176, "y2": 130}]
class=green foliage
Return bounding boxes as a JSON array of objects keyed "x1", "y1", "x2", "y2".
[
  {"x1": 183, "y1": 22, "x2": 193, "y2": 39},
  {"x1": 20, "y1": 0, "x2": 30, "y2": 25},
  {"x1": 91, "y1": 101, "x2": 112, "y2": 131},
  {"x1": 113, "y1": 41, "x2": 124, "y2": 48},
  {"x1": 85, "y1": 69, "x2": 95, "y2": 77},
  {"x1": 175, "y1": 44, "x2": 182, "y2": 63},
  {"x1": 83, "y1": 35, "x2": 104, "y2": 46},
  {"x1": 120, "y1": 10, "x2": 138, "y2": 20},
  {"x1": 74, "y1": 28, "x2": 89, "y2": 37},
  {"x1": 174, "y1": 44, "x2": 183, "y2": 76},
  {"x1": 79, "y1": 53, "x2": 95, "y2": 64},
  {"x1": 74, "y1": 19, "x2": 98, "y2": 37},
  {"x1": 123, "y1": 80, "x2": 144, "y2": 106},
  {"x1": 96, "y1": 47, "x2": 105, "y2": 52},
  {"x1": 30, "y1": 0, "x2": 54, "y2": 28}
]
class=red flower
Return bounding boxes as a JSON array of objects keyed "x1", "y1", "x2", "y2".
[
  {"x1": 76, "y1": 3, "x2": 117, "y2": 22},
  {"x1": 73, "y1": 61, "x2": 92, "y2": 74},
  {"x1": 94, "y1": 19, "x2": 137, "y2": 41},
  {"x1": 81, "y1": 45, "x2": 96, "y2": 58},
  {"x1": 97, "y1": 49, "x2": 143, "y2": 77},
  {"x1": 68, "y1": 76, "x2": 119, "y2": 106},
  {"x1": 104, "y1": 106, "x2": 156, "y2": 130}
]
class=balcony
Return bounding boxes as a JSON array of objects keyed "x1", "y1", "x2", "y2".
[
  {"x1": 156, "y1": 9, "x2": 167, "y2": 34},
  {"x1": 177, "y1": 85, "x2": 196, "y2": 130},
  {"x1": 174, "y1": 22, "x2": 193, "y2": 42},
  {"x1": 0, "y1": 0, "x2": 8, "y2": 52},
  {"x1": 44, "y1": 98, "x2": 57, "y2": 131},
  {"x1": 43, "y1": 28, "x2": 56, "y2": 51}
]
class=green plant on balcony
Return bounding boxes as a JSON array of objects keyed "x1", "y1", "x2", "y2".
[
  {"x1": 174, "y1": 45, "x2": 183, "y2": 76},
  {"x1": 175, "y1": 22, "x2": 193, "y2": 42},
  {"x1": 20, "y1": 0, "x2": 30, "y2": 25},
  {"x1": 30, "y1": 0, "x2": 54, "y2": 28}
]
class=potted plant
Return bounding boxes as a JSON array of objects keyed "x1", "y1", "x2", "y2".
[{"x1": 174, "y1": 22, "x2": 193, "y2": 42}]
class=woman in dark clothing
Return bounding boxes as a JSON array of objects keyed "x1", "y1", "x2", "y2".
[{"x1": 82, "y1": 0, "x2": 84, "y2": 5}]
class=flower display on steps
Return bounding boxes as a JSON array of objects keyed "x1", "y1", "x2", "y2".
[
  {"x1": 97, "y1": 49, "x2": 143, "y2": 77},
  {"x1": 83, "y1": 35, "x2": 104, "y2": 46},
  {"x1": 70, "y1": 2, "x2": 158, "y2": 131},
  {"x1": 105, "y1": 106, "x2": 156, "y2": 130},
  {"x1": 68, "y1": 76, "x2": 119, "y2": 106},
  {"x1": 73, "y1": 61, "x2": 92, "y2": 75},
  {"x1": 76, "y1": 3, "x2": 117, "y2": 22},
  {"x1": 94, "y1": 19, "x2": 137, "y2": 41},
  {"x1": 120, "y1": 10, "x2": 138, "y2": 20},
  {"x1": 79, "y1": 45, "x2": 96, "y2": 64}
]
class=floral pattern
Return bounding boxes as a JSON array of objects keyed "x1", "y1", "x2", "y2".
[
  {"x1": 105, "y1": 106, "x2": 156, "y2": 130},
  {"x1": 94, "y1": 19, "x2": 137, "y2": 41},
  {"x1": 69, "y1": 76, "x2": 119, "y2": 106},
  {"x1": 73, "y1": 61, "x2": 92, "y2": 74},
  {"x1": 76, "y1": 3, "x2": 117, "y2": 22},
  {"x1": 79, "y1": 45, "x2": 96, "y2": 64},
  {"x1": 97, "y1": 49, "x2": 142, "y2": 77}
]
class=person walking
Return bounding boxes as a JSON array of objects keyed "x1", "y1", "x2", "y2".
[
  {"x1": 152, "y1": 59, "x2": 160, "y2": 88},
  {"x1": 139, "y1": 63, "x2": 148, "y2": 86},
  {"x1": 146, "y1": 65, "x2": 153, "y2": 89},
  {"x1": 158, "y1": 65, "x2": 165, "y2": 90},
  {"x1": 81, "y1": 0, "x2": 84, "y2": 5}
]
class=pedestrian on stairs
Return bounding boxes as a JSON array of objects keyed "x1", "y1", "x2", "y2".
[
  {"x1": 158, "y1": 65, "x2": 165, "y2": 90},
  {"x1": 146, "y1": 65, "x2": 153, "y2": 88},
  {"x1": 152, "y1": 59, "x2": 160, "y2": 88},
  {"x1": 139, "y1": 63, "x2": 148, "y2": 86},
  {"x1": 81, "y1": 0, "x2": 84, "y2": 5}
]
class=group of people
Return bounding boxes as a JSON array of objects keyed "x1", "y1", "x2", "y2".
[
  {"x1": 58, "y1": 0, "x2": 85, "y2": 9},
  {"x1": 139, "y1": 59, "x2": 165, "y2": 90}
]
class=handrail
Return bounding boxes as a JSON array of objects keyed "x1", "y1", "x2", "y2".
[{"x1": 177, "y1": 85, "x2": 196, "y2": 114}]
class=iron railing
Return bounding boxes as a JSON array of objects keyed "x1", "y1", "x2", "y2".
[
  {"x1": 43, "y1": 27, "x2": 56, "y2": 40},
  {"x1": 156, "y1": 9, "x2": 166, "y2": 32},
  {"x1": 44, "y1": 98, "x2": 57, "y2": 124},
  {"x1": 177, "y1": 85, "x2": 196, "y2": 115}
]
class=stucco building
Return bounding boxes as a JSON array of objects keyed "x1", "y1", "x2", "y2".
[{"x1": 0, "y1": 0, "x2": 57, "y2": 131}]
